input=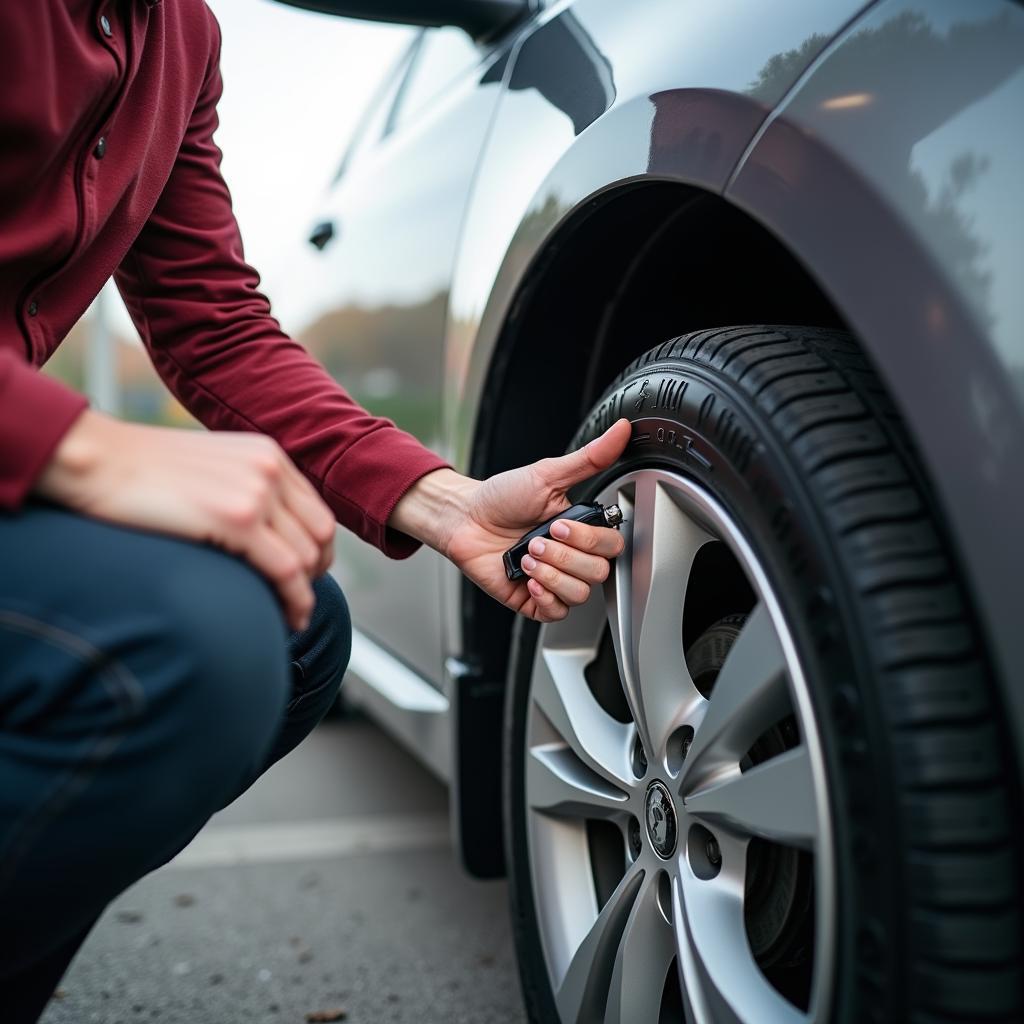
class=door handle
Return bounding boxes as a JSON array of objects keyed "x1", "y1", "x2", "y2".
[{"x1": 308, "y1": 220, "x2": 336, "y2": 251}]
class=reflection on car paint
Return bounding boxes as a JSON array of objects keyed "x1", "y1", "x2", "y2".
[{"x1": 776, "y1": 0, "x2": 1024, "y2": 399}]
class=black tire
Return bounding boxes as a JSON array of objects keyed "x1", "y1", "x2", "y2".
[{"x1": 504, "y1": 325, "x2": 1022, "y2": 1023}]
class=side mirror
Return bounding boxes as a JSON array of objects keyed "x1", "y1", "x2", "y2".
[{"x1": 270, "y1": 0, "x2": 530, "y2": 42}]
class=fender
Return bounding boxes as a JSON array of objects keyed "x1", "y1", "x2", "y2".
[
  {"x1": 444, "y1": 90, "x2": 777, "y2": 878},
  {"x1": 445, "y1": 0, "x2": 878, "y2": 477},
  {"x1": 442, "y1": 0, "x2": 876, "y2": 876},
  {"x1": 727, "y1": 0, "x2": 1024, "y2": 788}
]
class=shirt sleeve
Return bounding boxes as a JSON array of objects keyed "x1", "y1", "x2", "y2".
[
  {"x1": 0, "y1": 348, "x2": 89, "y2": 509},
  {"x1": 113, "y1": 12, "x2": 448, "y2": 559}
]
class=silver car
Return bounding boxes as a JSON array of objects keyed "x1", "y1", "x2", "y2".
[{"x1": 273, "y1": 1, "x2": 1024, "y2": 1021}]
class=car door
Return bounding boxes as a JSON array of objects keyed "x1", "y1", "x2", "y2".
[{"x1": 286, "y1": 26, "x2": 512, "y2": 684}]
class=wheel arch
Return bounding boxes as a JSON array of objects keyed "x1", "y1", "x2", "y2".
[
  {"x1": 465, "y1": 179, "x2": 849, "y2": 688},
  {"x1": 451, "y1": 86, "x2": 1024, "y2": 883},
  {"x1": 452, "y1": 179, "x2": 853, "y2": 877}
]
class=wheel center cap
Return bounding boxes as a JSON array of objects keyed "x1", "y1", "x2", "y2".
[{"x1": 644, "y1": 781, "x2": 677, "y2": 859}]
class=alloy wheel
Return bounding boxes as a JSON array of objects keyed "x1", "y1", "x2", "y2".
[{"x1": 524, "y1": 469, "x2": 835, "y2": 1023}]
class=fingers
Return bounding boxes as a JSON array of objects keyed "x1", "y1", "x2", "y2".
[
  {"x1": 269, "y1": 502, "x2": 320, "y2": 577},
  {"x1": 525, "y1": 536, "x2": 610, "y2": 585},
  {"x1": 525, "y1": 577, "x2": 570, "y2": 623},
  {"x1": 534, "y1": 419, "x2": 632, "y2": 490},
  {"x1": 520, "y1": 540, "x2": 606, "y2": 610},
  {"x1": 519, "y1": 521, "x2": 627, "y2": 619},
  {"x1": 548, "y1": 520, "x2": 626, "y2": 558},
  {"x1": 241, "y1": 524, "x2": 316, "y2": 632},
  {"x1": 243, "y1": 436, "x2": 335, "y2": 578},
  {"x1": 227, "y1": 437, "x2": 330, "y2": 629},
  {"x1": 314, "y1": 538, "x2": 335, "y2": 578},
  {"x1": 277, "y1": 453, "x2": 336, "y2": 573}
]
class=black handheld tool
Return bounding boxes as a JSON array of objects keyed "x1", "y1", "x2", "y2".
[{"x1": 503, "y1": 502, "x2": 625, "y2": 582}]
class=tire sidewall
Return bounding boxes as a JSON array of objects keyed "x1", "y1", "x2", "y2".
[{"x1": 505, "y1": 358, "x2": 896, "y2": 1024}]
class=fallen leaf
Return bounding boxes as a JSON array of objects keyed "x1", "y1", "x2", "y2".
[{"x1": 305, "y1": 1011, "x2": 347, "y2": 1023}]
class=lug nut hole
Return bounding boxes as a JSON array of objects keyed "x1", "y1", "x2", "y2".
[
  {"x1": 666, "y1": 726, "x2": 695, "y2": 776},
  {"x1": 656, "y1": 869, "x2": 673, "y2": 924},
  {"x1": 687, "y1": 824, "x2": 722, "y2": 880},
  {"x1": 632, "y1": 737, "x2": 649, "y2": 778},
  {"x1": 628, "y1": 816, "x2": 643, "y2": 859}
]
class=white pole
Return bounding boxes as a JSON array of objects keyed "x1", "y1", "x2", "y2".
[{"x1": 86, "y1": 280, "x2": 120, "y2": 416}]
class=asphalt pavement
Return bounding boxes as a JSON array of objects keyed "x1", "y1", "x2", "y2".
[{"x1": 40, "y1": 715, "x2": 527, "y2": 1024}]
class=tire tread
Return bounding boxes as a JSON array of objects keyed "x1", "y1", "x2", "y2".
[{"x1": 596, "y1": 325, "x2": 1021, "y2": 1021}]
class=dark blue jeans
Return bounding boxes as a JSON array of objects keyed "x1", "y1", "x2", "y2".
[{"x1": 0, "y1": 504, "x2": 351, "y2": 1023}]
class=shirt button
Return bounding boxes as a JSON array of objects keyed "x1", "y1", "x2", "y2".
[
  {"x1": 27, "y1": 301, "x2": 38, "y2": 317},
  {"x1": 94, "y1": 136, "x2": 107, "y2": 159},
  {"x1": 99, "y1": 14, "x2": 113, "y2": 37}
]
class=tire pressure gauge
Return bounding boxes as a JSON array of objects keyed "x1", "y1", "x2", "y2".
[{"x1": 503, "y1": 502, "x2": 625, "y2": 582}]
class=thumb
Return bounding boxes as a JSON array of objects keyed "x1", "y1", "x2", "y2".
[{"x1": 537, "y1": 418, "x2": 632, "y2": 490}]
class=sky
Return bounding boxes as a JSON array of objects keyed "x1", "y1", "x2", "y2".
[{"x1": 103, "y1": 0, "x2": 413, "y2": 340}]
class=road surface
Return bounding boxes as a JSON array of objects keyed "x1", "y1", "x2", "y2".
[{"x1": 40, "y1": 715, "x2": 527, "y2": 1024}]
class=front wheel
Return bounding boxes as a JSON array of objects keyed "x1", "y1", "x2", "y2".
[{"x1": 504, "y1": 326, "x2": 1022, "y2": 1023}]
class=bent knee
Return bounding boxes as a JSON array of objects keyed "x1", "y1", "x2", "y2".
[
  {"x1": 141, "y1": 546, "x2": 291, "y2": 782},
  {"x1": 289, "y1": 574, "x2": 351, "y2": 705}
]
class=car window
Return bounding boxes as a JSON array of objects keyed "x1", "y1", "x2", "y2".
[{"x1": 387, "y1": 27, "x2": 482, "y2": 133}]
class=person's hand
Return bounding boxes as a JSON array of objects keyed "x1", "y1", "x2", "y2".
[
  {"x1": 390, "y1": 419, "x2": 632, "y2": 622},
  {"x1": 34, "y1": 411, "x2": 335, "y2": 631}
]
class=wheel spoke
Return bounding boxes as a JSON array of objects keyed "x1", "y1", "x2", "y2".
[
  {"x1": 555, "y1": 864, "x2": 645, "y2": 1023},
  {"x1": 604, "y1": 507, "x2": 646, "y2": 752},
  {"x1": 603, "y1": 871, "x2": 676, "y2": 1024},
  {"x1": 681, "y1": 602, "x2": 790, "y2": 788},
  {"x1": 684, "y1": 746, "x2": 818, "y2": 850},
  {"x1": 528, "y1": 744, "x2": 630, "y2": 820},
  {"x1": 532, "y1": 470, "x2": 834, "y2": 1024},
  {"x1": 533, "y1": 647, "x2": 634, "y2": 788},
  {"x1": 673, "y1": 876, "x2": 711, "y2": 1024},
  {"x1": 606, "y1": 478, "x2": 712, "y2": 757},
  {"x1": 673, "y1": 845, "x2": 807, "y2": 1024}
]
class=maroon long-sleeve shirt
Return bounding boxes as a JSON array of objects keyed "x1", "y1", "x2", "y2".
[{"x1": 0, "y1": 0, "x2": 448, "y2": 556}]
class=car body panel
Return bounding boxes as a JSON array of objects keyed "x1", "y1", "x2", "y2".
[
  {"x1": 441, "y1": 0, "x2": 876, "y2": 659},
  {"x1": 293, "y1": 35, "x2": 510, "y2": 682},
  {"x1": 727, "y1": 0, "x2": 1024, "y2": 777},
  {"x1": 290, "y1": 0, "x2": 1024, "y2": 861}
]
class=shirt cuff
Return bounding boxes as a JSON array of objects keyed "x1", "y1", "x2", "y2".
[
  {"x1": 0, "y1": 357, "x2": 89, "y2": 508},
  {"x1": 321, "y1": 426, "x2": 451, "y2": 559}
]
